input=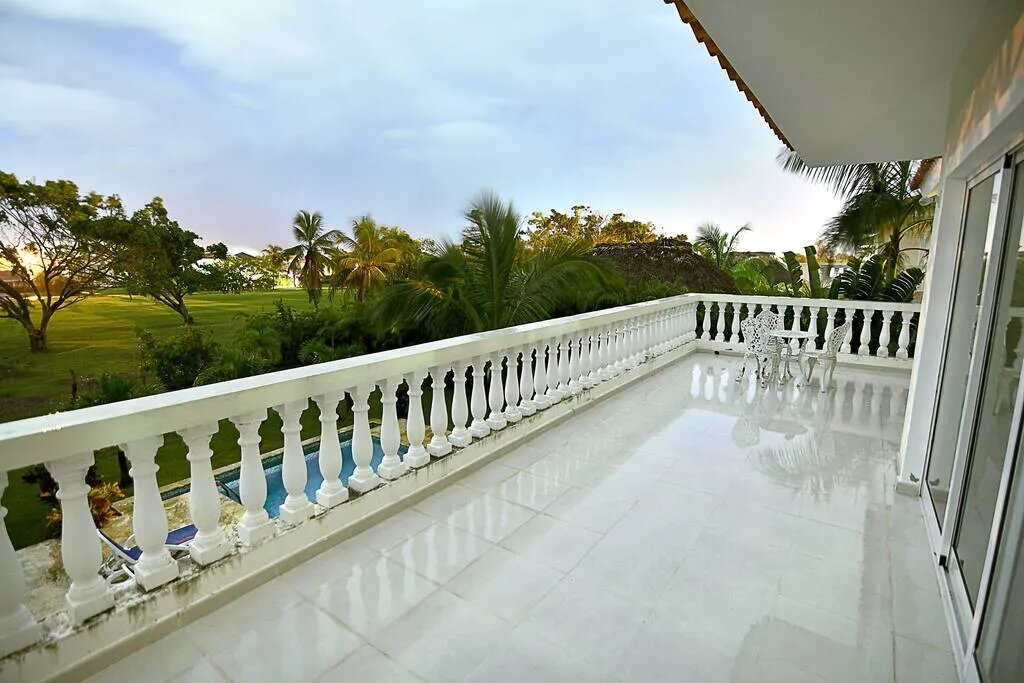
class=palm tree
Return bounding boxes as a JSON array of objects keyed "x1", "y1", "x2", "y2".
[
  {"x1": 693, "y1": 222, "x2": 751, "y2": 268},
  {"x1": 777, "y1": 151, "x2": 934, "y2": 280},
  {"x1": 284, "y1": 210, "x2": 342, "y2": 306},
  {"x1": 375, "y1": 192, "x2": 612, "y2": 336},
  {"x1": 327, "y1": 216, "x2": 404, "y2": 302}
]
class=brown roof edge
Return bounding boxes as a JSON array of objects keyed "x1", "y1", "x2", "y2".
[
  {"x1": 663, "y1": 0, "x2": 792, "y2": 149},
  {"x1": 910, "y1": 157, "x2": 939, "y2": 191}
]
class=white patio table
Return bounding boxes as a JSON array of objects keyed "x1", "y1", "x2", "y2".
[{"x1": 767, "y1": 329, "x2": 818, "y2": 385}]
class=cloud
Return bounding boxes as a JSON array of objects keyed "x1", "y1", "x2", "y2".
[{"x1": 0, "y1": 71, "x2": 143, "y2": 133}]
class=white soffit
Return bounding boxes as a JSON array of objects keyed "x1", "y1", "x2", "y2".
[{"x1": 680, "y1": 0, "x2": 987, "y2": 165}]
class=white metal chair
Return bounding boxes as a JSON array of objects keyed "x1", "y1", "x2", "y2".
[
  {"x1": 804, "y1": 319, "x2": 852, "y2": 393},
  {"x1": 736, "y1": 309, "x2": 780, "y2": 383}
]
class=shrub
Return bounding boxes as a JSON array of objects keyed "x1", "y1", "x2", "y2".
[{"x1": 137, "y1": 327, "x2": 220, "y2": 390}]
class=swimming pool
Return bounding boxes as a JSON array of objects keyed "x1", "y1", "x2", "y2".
[{"x1": 216, "y1": 436, "x2": 406, "y2": 517}]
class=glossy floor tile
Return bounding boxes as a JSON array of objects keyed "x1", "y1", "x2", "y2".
[{"x1": 87, "y1": 354, "x2": 955, "y2": 683}]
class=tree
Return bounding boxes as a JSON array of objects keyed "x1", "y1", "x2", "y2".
[
  {"x1": 284, "y1": 210, "x2": 341, "y2": 307},
  {"x1": 109, "y1": 197, "x2": 204, "y2": 324},
  {"x1": 376, "y1": 192, "x2": 613, "y2": 336},
  {"x1": 526, "y1": 206, "x2": 659, "y2": 249},
  {"x1": 205, "y1": 242, "x2": 229, "y2": 260},
  {"x1": 327, "y1": 215, "x2": 404, "y2": 301},
  {"x1": 262, "y1": 244, "x2": 287, "y2": 272},
  {"x1": 777, "y1": 151, "x2": 934, "y2": 280},
  {"x1": 693, "y1": 222, "x2": 751, "y2": 268},
  {"x1": 0, "y1": 171, "x2": 123, "y2": 351}
]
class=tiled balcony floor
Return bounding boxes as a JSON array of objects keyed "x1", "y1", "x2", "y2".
[{"x1": 87, "y1": 353, "x2": 955, "y2": 683}]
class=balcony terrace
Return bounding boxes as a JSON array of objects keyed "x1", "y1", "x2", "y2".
[{"x1": 0, "y1": 294, "x2": 951, "y2": 682}]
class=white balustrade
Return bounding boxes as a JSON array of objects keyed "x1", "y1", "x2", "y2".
[
  {"x1": 587, "y1": 330, "x2": 600, "y2": 386},
  {"x1": 449, "y1": 362, "x2": 473, "y2": 447},
  {"x1": 348, "y1": 385, "x2": 382, "y2": 493},
  {"x1": 729, "y1": 303, "x2": 741, "y2": 342},
  {"x1": 122, "y1": 436, "x2": 178, "y2": 590},
  {"x1": 503, "y1": 351, "x2": 523, "y2": 422},
  {"x1": 823, "y1": 306, "x2": 836, "y2": 351},
  {"x1": 841, "y1": 309, "x2": 853, "y2": 354},
  {"x1": 45, "y1": 453, "x2": 114, "y2": 624},
  {"x1": 534, "y1": 342, "x2": 551, "y2": 408},
  {"x1": 809, "y1": 306, "x2": 821, "y2": 349},
  {"x1": 469, "y1": 358, "x2": 491, "y2": 438},
  {"x1": 404, "y1": 371, "x2": 431, "y2": 467},
  {"x1": 896, "y1": 313, "x2": 911, "y2": 359},
  {"x1": 857, "y1": 308, "x2": 872, "y2": 356},
  {"x1": 313, "y1": 394, "x2": 348, "y2": 508},
  {"x1": 486, "y1": 355, "x2": 507, "y2": 430},
  {"x1": 231, "y1": 410, "x2": 274, "y2": 544},
  {"x1": 377, "y1": 377, "x2": 407, "y2": 480},
  {"x1": 546, "y1": 338, "x2": 563, "y2": 402},
  {"x1": 273, "y1": 402, "x2": 314, "y2": 524},
  {"x1": 0, "y1": 471, "x2": 40, "y2": 657},
  {"x1": 558, "y1": 336, "x2": 572, "y2": 392},
  {"x1": 568, "y1": 336, "x2": 583, "y2": 394},
  {"x1": 181, "y1": 423, "x2": 232, "y2": 562},
  {"x1": 427, "y1": 366, "x2": 452, "y2": 456}
]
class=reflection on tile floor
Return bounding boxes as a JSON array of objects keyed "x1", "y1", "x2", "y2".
[{"x1": 87, "y1": 353, "x2": 956, "y2": 683}]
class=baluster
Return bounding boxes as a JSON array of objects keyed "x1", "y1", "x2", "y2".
[
  {"x1": 486, "y1": 355, "x2": 508, "y2": 430},
  {"x1": 231, "y1": 410, "x2": 274, "y2": 544},
  {"x1": 857, "y1": 308, "x2": 872, "y2": 356},
  {"x1": 449, "y1": 362, "x2": 472, "y2": 446},
  {"x1": 896, "y1": 312, "x2": 911, "y2": 359},
  {"x1": 823, "y1": 307, "x2": 836, "y2": 351},
  {"x1": 877, "y1": 310, "x2": 893, "y2": 358},
  {"x1": 427, "y1": 366, "x2": 453, "y2": 456},
  {"x1": 788, "y1": 305, "x2": 800, "y2": 354},
  {"x1": 121, "y1": 436, "x2": 178, "y2": 590},
  {"x1": 347, "y1": 385, "x2": 382, "y2": 492},
  {"x1": 312, "y1": 394, "x2": 348, "y2": 508},
  {"x1": 182, "y1": 423, "x2": 233, "y2": 560},
  {"x1": 469, "y1": 357, "x2": 491, "y2": 438},
  {"x1": 612, "y1": 325, "x2": 625, "y2": 376},
  {"x1": 623, "y1": 320, "x2": 636, "y2": 367},
  {"x1": 808, "y1": 306, "x2": 821, "y2": 349},
  {"x1": 568, "y1": 336, "x2": 582, "y2": 394},
  {"x1": 840, "y1": 309, "x2": 853, "y2": 354},
  {"x1": 587, "y1": 329, "x2": 600, "y2": 385},
  {"x1": 0, "y1": 470, "x2": 40, "y2": 656},
  {"x1": 710, "y1": 301, "x2": 721, "y2": 341},
  {"x1": 377, "y1": 377, "x2": 407, "y2": 480},
  {"x1": 404, "y1": 371, "x2": 431, "y2": 467},
  {"x1": 272, "y1": 403, "x2": 314, "y2": 525},
  {"x1": 729, "y1": 303, "x2": 741, "y2": 343},
  {"x1": 534, "y1": 342, "x2": 552, "y2": 408},
  {"x1": 559, "y1": 335, "x2": 573, "y2": 390},
  {"x1": 45, "y1": 454, "x2": 113, "y2": 624},
  {"x1": 503, "y1": 351, "x2": 523, "y2": 422},
  {"x1": 547, "y1": 338, "x2": 563, "y2": 401},
  {"x1": 519, "y1": 346, "x2": 537, "y2": 416}
]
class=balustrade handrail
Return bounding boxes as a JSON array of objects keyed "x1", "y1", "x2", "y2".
[
  {"x1": 0, "y1": 294, "x2": 696, "y2": 468},
  {"x1": 696, "y1": 293, "x2": 920, "y2": 312}
]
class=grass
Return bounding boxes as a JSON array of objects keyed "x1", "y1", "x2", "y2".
[{"x1": 0, "y1": 289, "x2": 365, "y2": 549}]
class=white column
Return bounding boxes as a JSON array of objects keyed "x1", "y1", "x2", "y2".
[
  {"x1": 877, "y1": 310, "x2": 893, "y2": 358},
  {"x1": 181, "y1": 423, "x2": 233, "y2": 562},
  {"x1": 122, "y1": 436, "x2": 178, "y2": 591},
  {"x1": 841, "y1": 309, "x2": 853, "y2": 354},
  {"x1": 427, "y1": 366, "x2": 453, "y2": 456},
  {"x1": 788, "y1": 305, "x2": 801, "y2": 353},
  {"x1": 808, "y1": 306, "x2": 821, "y2": 349},
  {"x1": 449, "y1": 362, "x2": 473, "y2": 446},
  {"x1": 896, "y1": 312, "x2": 911, "y2": 360},
  {"x1": 519, "y1": 347, "x2": 538, "y2": 416},
  {"x1": 377, "y1": 377, "x2": 407, "y2": 480},
  {"x1": 486, "y1": 355, "x2": 507, "y2": 430},
  {"x1": 857, "y1": 308, "x2": 872, "y2": 356},
  {"x1": 45, "y1": 454, "x2": 113, "y2": 624},
  {"x1": 578, "y1": 334, "x2": 593, "y2": 389},
  {"x1": 711, "y1": 301, "x2": 723, "y2": 341},
  {"x1": 568, "y1": 336, "x2": 582, "y2": 394},
  {"x1": 503, "y1": 351, "x2": 523, "y2": 423},
  {"x1": 587, "y1": 330, "x2": 600, "y2": 385},
  {"x1": 559, "y1": 336, "x2": 572, "y2": 391},
  {"x1": 404, "y1": 371, "x2": 431, "y2": 467},
  {"x1": 823, "y1": 307, "x2": 836, "y2": 352},
  {"x1": 272, "y1": 401, "x2": 314, "y2": 525},
  {"x1": 231, "y1": 410, "x2": 275, "y2": 544},
  {"x1": 348, "y1": 384, "x2": 382, "y2": 493},
  {"x1": 312, "y1": 394, "x2": 348, "y2": 508},
  {"x1": 611, "y1": 326, "x2": 624, "y2": 376},
  {"x1": 546, "y1": 339, "x2": 563, "y2": 402},
  {"x1": 0, "y1": 470, "x2": 40, "y2": 657},
  {"x1": 469, "y1": 358, "x2": 491, "y2": 438},
  {"x1": 534, "y1": 343, "x2": 552, "y2": 408}
]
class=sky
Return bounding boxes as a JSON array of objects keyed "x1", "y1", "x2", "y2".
[{"x1": 0, "y1": 0, "x2": 842, "y2": 254}]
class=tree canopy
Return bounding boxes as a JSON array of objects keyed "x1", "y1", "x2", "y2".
[{"x1": 526, "y1": 205, "x2": 659, "y2": 250}]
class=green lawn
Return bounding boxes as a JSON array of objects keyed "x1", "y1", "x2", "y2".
[{"x1": 0, "y1": 290, "x2": 357, "y2": 549}]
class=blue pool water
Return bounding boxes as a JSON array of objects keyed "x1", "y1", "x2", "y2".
[{"x1": 216, "y1": 436, "x2": 406, "y2": 517}]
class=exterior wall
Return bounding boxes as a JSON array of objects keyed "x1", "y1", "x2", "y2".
[{"x1": 898, "y1": 0, "x2": 1024, "y2": 490}]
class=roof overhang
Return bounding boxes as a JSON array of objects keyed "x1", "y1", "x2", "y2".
[{"x1": 664, "y1": 0, "x2": 988, "y2": 165}]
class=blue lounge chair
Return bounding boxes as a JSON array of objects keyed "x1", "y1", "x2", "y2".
[{"x1": 98, "y1": 525, "x2": 197, "y2": 583}]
